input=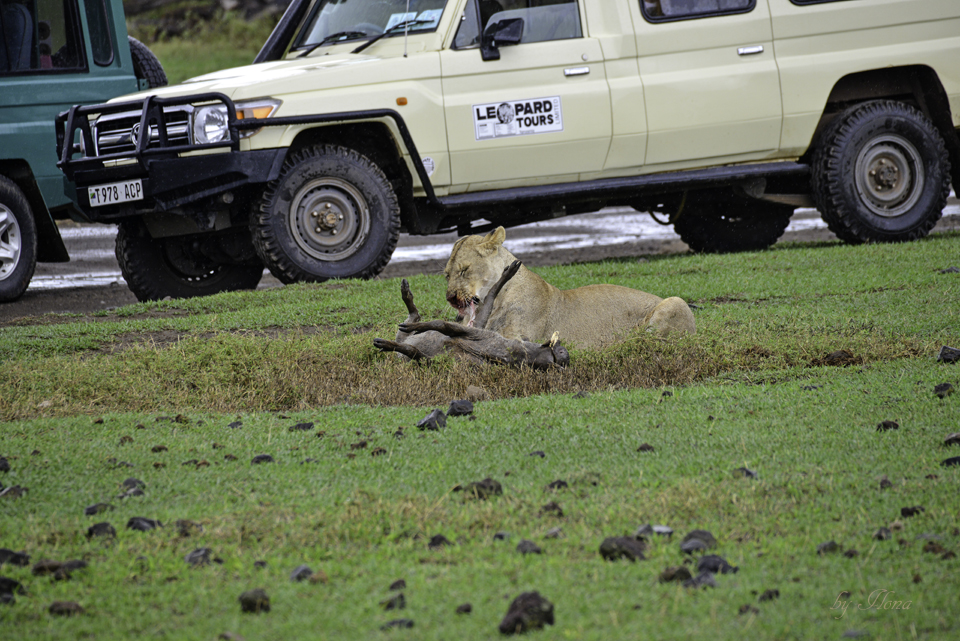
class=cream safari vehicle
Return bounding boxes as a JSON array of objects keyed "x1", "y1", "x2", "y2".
[{"x1": 57, "y1": 0, "x2": 960, "y2": 301}]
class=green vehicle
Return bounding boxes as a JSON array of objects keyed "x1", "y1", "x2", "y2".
[{"x1": 0, "y1": 0, "x2": 165, "y2": 301}]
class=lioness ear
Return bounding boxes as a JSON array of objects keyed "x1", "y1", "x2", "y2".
[{"x1": 479, "y1": 226, "x2": 506, "y2": 253}]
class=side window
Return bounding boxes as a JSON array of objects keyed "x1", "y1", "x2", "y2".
[
  {"x1": 1, "y1": 0, "x2": 87, "y2": 74},
  {"x1": 789, "y1": 0, "x2": 853, "y2": 4},
  {"x1": 454, "y1": 0, "x2": 582, "y2": 49},
  {"x1": 641, "y1": 0, "x2": 754, "y2": 22},
  {"x1": 83, "y1": 0, "x2": 113, "y2": 66}
]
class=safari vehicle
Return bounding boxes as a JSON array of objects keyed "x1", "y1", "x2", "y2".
[
  {"x1": 0, "y1": 0, "x2": 165, "y2": 301},
  {"x1": 56, "y1": 0, "x2": 960, "y2": 302}
]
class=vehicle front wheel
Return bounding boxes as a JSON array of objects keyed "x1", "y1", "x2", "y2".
[
  {"x1": 811, "y1": 100, "x2": 950, "y2": 244},
  {"x1": 116, "y1": 221, "x2": 264, "y2": 302},
  {"x1": 672, "y1": 198, "x2": 794, "y2": 253},
  {"x1": 0, "y1": 177, "x2": 37, "y2": 303},
  {"x1": 251, "y1": 144, "x2": 401, "y2": 284}
]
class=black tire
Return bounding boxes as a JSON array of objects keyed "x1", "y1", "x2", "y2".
[
  {"x1": 673, "y1": 198, "x2": 794, "y2": 253},
  {"x1": 128, "y1": 36, "x2": 167, "y2": 88},
  {"x1": 251, "y1": 144, "x2": 401, "y2": 284},
  {"x1": 811, "y1": 100, "x2": 950, "y2": 244},
  {"x1": 0, "y1": 177, "x2": 37, "y2": 303},
  {"x1": 116, "y1": 221, "x2": 263, "y2": 302}
]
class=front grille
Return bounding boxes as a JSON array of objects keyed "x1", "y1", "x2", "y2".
[{"x1": 93, "y1": 108, "x2": 191, "y2": 155}]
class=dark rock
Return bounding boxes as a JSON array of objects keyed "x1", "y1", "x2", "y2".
[
  {"x1": 428, "y1": 534, "x2": 452, "y2": 549},
  {"x1": 843, "y1": 549, "x2": 859, "y2": 558},
  {"x1": 934, "y1": 383, "x2": 954, "y2": 399},
  {"x1": 739, "y1": 604, "x2": 760, "y2": 615},
  {"x1": 228, "y1": 421, "x2": 242, "y2": 428},
  {"x1": 733, "y1": 467, "x2": 758, "y2": 479},
  {"x1": 758, "y1": 588, "x2": 780, "y2": 602},
  {"x1": 460, "y1": 477, "x2": 502, "y2": 499},
  {"x1": 873, "y1": 527, "x2": 892, "y2": 541},
  {"x1": 151, "y1": 445, "x2": 168, "y2": 453},
  {"x1": 879, "y1": 476, "x2": 893, "y2": 490},
  {"x1": 456, "y1": 602, "x2": 472, "y2": 614},
  {"x1": 0, "y1": 485, "x2": 26, "y2": 499},
  {"x1": 546, "y1": 479, "x2": 568, "y2": 491},
  {"x1": 573, "y1": 391, "x2": 590, "y2": 399},
  {"x1": 126, "y1": 517, "x2": 162, "y2": 532},
  {"x1": 290, "y1": 564, "x2": 313, "y2": 582},
  {"x1": 901, "y1": 506, "x2": 925, "y2": 518},
  {"x1": 940, "y1": 266, "x2": 960, "y2": 273},
  {"x1": 0, "y1": 457, "x2": 8, "y2": 473},
  {"x1": 635, "y1": 524, "x2": 673, "y2": 538},
  {"x1": 448, "y1": 400, "x2": 474, "y2": 417},
  {"x1": 253, "y1": 561, "x2": 267, "y2": 569},
  {"x1": 499, "y1": 591, "x2": 555, "y2": 635},
  {"x1": 937, "y1": 345, "x2": 960, "y2": 363},
  {"x1": 380, "y1": 593, "x2": 405, "y2": 610},
  {"x1": 380, "y1": 619, "x2": 414, "y2": 630},
  {"x1": 944, "y1": 432, "x2": 960, "y2": 446},
  {"x1": 876, "y1": 420, "x2": 899, "y2": 432},
  {"x1": 817, "y1": 540, "x2": 840, "y2": 555},
  {"x1": 0, "y1": 576, "x2": 26, "y2": 596},
  {"x1": 493, "y1": 531, "x2": 510, "y2": 541},
  {"x1": 540, "y1": 501, "x2": 563, "y2": 517},
  {"x1": 599, "y1": 536, "x2": 645, "y2": 561},
  {"x1": 239, "y1": 588, "x2": 270, "y2": 613},
  {"x1": 84, "y1": 503, "x2": 114, "y2": 516},
  {"x1": 942, "y1": 456, "x2": 960, "y2": 467},
  {"x1": 922, "y1": 541, "x2": 946, "y2": 555},
  {"x1": 0, "y1": 592, "x2": 14, "y2": 605},
  {"x1": 662, "y1": 390, "x2": 673, "y2": 397},
  {"x1": 637, "y1": 443, "x2": 655, "y2": 452},
  {"x1": 658, "y1": 566, "x2": 693, "y2": 583},
  {"x1": 517, "y1": 540, "x2": 542, "y2": 555},
  {"x1": 86, "y1": 522, "x2": 116, "y2": 539},
  {"x1": 371, "y1": 447, "x2": 387, "y2": 457},
  {"x1": 288, "y1": 422, "x2": 314, "y2": 431},
  {"x1": 682, "y1": 529, "x2": 717, "y2": 549},
  {"x1": 389, "y1": 579, "x2": 406, "y2": 591},
  {"x1": 416, "y1": 409, "x2": 447, "y2": 431},
  {"x1": 820, "y1": 349, "x2": 859, "y2": 366},
  {"x1": 48, "y1": 601, "x2": 83, "y2": 616},
  {"x1": 251, "y1": 454, "x2": 274, "y2": 464},
  {"x1": 697, "y1": 555, "x2": 738, "y2": 574},
  {"x1": 121, "y1": 477, "x2": 146, "y2": 490},
  {"x1": 680, "y1": 539, "x2": 709, "y2": 554},
  {"x1": 117, "y1": 487, "x2": 144, "y2": 499},
  {"x1": 0, "y1": 549, "x2": 30, "y2": 567},
  {"x1": 33, "y1": 560, "x2": 67, "y2": 576},
  {"x1": 528, "y1": 450, "x2": 545, "y2": 458},
  {"x1": 185, "y1": 548, "x2": 212, "y2": 567},
  {"x1": 682, "y1": 572, "x2": 717, "y2": 589}
]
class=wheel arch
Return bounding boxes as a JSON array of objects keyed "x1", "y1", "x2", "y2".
[
  {"x1": 0, "y1": 161, "x2": 69, "y2": 262},
  {"x1": 803, "y1": 65, "x2": 960, "y2": 189}
]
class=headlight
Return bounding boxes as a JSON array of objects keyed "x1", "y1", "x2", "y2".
[{"x1": 192, "y1": 99, "x2": 281, "y2": 145}]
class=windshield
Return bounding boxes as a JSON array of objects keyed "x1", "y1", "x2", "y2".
[{"x1": 294, "y1": 0, "x2": 450, "y2": 51}]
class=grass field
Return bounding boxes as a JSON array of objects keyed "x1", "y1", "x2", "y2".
[{"x1": 1, "y1": 233, "x2": 959, "y2": 640}]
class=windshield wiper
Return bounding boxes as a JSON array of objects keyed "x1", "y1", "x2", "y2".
[
  {"x1": 351, "y1": 20, "x2": 432, "y2": 54},
  {"x1": 298, "y1": 31, "x2": 372, "y2": 58}
]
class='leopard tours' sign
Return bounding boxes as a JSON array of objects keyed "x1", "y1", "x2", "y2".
[{"x1": 473, "y1": 96, "x2": 563, "y2": 140}]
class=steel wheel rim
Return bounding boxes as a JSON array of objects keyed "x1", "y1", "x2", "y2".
[
  {"x1": 288, "y1": 177, "x2": 370, "y2": 262},
  {"x1": 855, "y1": 133, "x2": 924, "y2": 218},
  {"x1": 0, "y1": 204, "x2": 22, "y2": 281}
]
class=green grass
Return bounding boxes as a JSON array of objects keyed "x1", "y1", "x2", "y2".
[{"x1": 1, "y1": 235, "x2": 959, "y2": 639}]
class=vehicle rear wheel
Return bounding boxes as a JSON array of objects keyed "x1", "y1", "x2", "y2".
[
  {"x1": 251, "y1": 144, "x2": 401, "y2": 284},
  {"x1": 672, "y1": 198, "x2": 794, "y2": 253},
  {"x1": 116, "y1": 221, "x2": 263, "y2": 302},
  {"x1": 0, "y1": 177, "x2": 37, "y2": 303},
  {"x1": 128, "y1": 36, "x2": 167, "y2": 88},
  {"x1": 811, "y1": 100, "x2": 950, "y2": 244}
]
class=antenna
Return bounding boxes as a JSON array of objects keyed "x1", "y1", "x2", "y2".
[{"x1": 404, "y1": 0, "x2": 410, "y2": 57}]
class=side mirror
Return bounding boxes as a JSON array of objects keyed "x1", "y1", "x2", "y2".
[{"x1": 480, "y1": 17, "x2": 524, "y2": 61}]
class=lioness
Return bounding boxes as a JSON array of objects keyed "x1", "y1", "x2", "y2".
[{"x1": 444, "y1": 227, "x2": 696, "y2": 349}]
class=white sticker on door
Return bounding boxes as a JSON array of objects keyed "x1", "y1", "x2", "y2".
[{"x1": 473, "y1": 96, "x2": 563, "y2": 141}]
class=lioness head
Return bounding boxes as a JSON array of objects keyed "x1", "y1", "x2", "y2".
[{"x1": 444, "y1": 226, "x2": 512, "y2": 325}]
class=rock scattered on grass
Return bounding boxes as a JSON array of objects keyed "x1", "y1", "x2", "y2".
[
  {"x1": 546, "y1": 479, "x2": 568, "y2": 491},
  {"x1": 86, "y1": 522, "x2": 116, "y2": 539},
  {"x1": 937, "y1": 346, "x2": 960, "y2": 363},
  {"x1": 922, "y1": 541, "x2": 946, "y2": 555},
  {"x1": 290, "y1": 565, "x2": 313, "y2": 582},
  {"x1": 517, "y1": 540, "x2": 542, "y2": 555},
  {"x1": 942, "y1": 456, "x2": 960, "y2": 467},
  {"x1": 599, "y1": 537, "x2": 645, "y2": 561},
  {"x1": 940, "y1": 266, "x2": 960, "y2": 274},
  {"x1": 0, "y1": 457, "x2": 9, "y2": 473},
  {"x1": 456, "y1": 477, "x2": 503, "y2": 499},
  {"x1": 817, "y1": 541, "x2": 840, "y2": 555},
  {"x1": 879, "y1": 476, "x2": 893, "y2": 490},
  {"x1": 944, "y1": 433, "x2": 960, "y2": 447},
  {"x1": 84, "y1": 503, "x2": 114, "y2": 516},
  {"x1": 185, "y1": 548, "x2": 212, "y2": 567},
  {"x1": 416, "y1": 409, "x2": 446, "y2": 431},
  {"x1": 117, "y1": 487, "x2": 144, "y2": 499},
  {"x1": 48, "y1": 601, "x2": 83, "y2": 616},
  {"x1": 121, "y1": 478, "x2": 146, "y2": 491},
  {"x1": 126, "y1": 517, "x2": 162, "y2": 532},
  {"x1": 228, "y1": 421, "x2": 242, "y2": 429},
  {"x1": 817, "y1": 349, "x2": 859, "y2": 367},
  {"x1": 843, "y1": 549, "x2": 859, "y2": 558},
  {"x1": 682, "y1": 572, "x2": 717, "y2": 589},
  {"x1": 428, "y1": 534, "x2": 452, "y2": 550},
  {"x1": 239, "y1": 589, "x2": 270, "y2": 614},
  {"x1": 697, "y1": 555, "x2": 738, "y2": 574},
  {"x1": 0, "y1": 485, "x2": 27, "y2": 499},
  {"x1": 682, "y1": 529, "x2": 716, "y2": 548},
  {"x1": 33, "y1": 560, "x2": 86, "y2": 577},
  {"x1": 876, "y1": 420, "x2": 899, "y2": 432},
  {"x1": 380, "y1": 593, "x2": 405, "y2": 610},
  {"x1": 733, "y1": 467, "x2": 758, "y2": 479},
  {"x1": 253, "y1": 561, "x2": 267, "y2": 569},
  {"x1": 758, "y1": 588, "x2": 780, "y2": 602},
  {"x1": 739, "y1": 604, "x2": 760, "y2": 615},
  {"x1": 544, "y1": 527, "x2": 563, "y2": 539},
  {"x1": 539, "y1": 501, "x2": 563, "y2": 517},
  {"x1": 456, "y1": 603, "x2": 472, "y2": 614},
  {"x1": 0, "y1": 549, "x2": 30, "y2": 567},
  {"x1": 175, "y1": 520, "x2": 203, "y2": 537},
  {"x1": 637, "y1": 443, "x2": 655, "y2": 453},
  {"x1": 389, "y1": 579, "x2": 406, "y2": 591},
  {"x1": 901, "y1": 506, "x2": 925, "y2": 518},
  {"x1": 493, "y1": 532, "x2": 510, "y2": 541},
  {"x1": 873, "y1": 527, "x2": 892, "y2": 541},
  {"x1": 448, "y1": 400, "x2": 473, "y2": 417},
  {"x1": 288, "y1": 422, "x2": 314, "y2": 432},
  {"x1": 499, "y1": 591, "x2": 554, "y2": 635},
  {"x1": 0, "y1": 577, "x2": 26, "y2": 598},
  {"x1": 380, "y1": 619, "x2": 414, "y2": 630},
  {"x1": 251, "y1": 454, "x2": 274, "y2": 464},
  {"x1": 151, "y1": 445, "x2": 168, "y2": 453},
  {"x1": 636, "y1": 524, "x2": 673, "y2": 538},
  {"x1": 659, "y1": 566, "x2": 693, "y2": 583},
  {"x1": 934, "y1": 383, "x2": 954, "y2": 399},
  {"x1": 528, "y1": 450, "x2": 545, "y2": 458}
]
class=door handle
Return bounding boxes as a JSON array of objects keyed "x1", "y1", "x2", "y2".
[
  {"x1": 564, "y1": 66, "x2": 590, "y2": 77},
  {"x1": 737, "y1": 45, "x2": 764, "y2": 56}
]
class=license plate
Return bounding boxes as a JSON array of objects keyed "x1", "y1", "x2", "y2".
[{"x1": 88, "y1": 179, "x2": 143, "y2": 207}]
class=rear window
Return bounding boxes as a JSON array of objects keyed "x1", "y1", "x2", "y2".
[{"x1": 641, "y1": 0, "x2": 755, "y2": 22}]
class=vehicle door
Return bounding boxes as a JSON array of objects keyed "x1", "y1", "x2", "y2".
[
  {"x1": 628, "y1": 0, "x2": 783, "y2": 167},
  {"x1": 439, "y1": 0, "x2": 612, "y2": 189}
]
